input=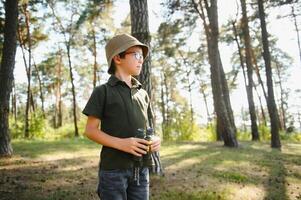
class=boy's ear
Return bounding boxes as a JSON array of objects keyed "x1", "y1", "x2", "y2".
[{"x1": 113, "y1": 55, "x2": 121, "y2": 65}]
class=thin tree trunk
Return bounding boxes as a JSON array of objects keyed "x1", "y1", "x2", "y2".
[
  {"x1": 200, "y1": 82, "x2": 211, "y2": 126},
  {"x1": 32, "y1": 57, "x2": 45, "y2": 118},
  {"x1": 275, "y1": 62, "x2": 287, "y2": 130},
  {"x1": 160, "y1": 72, "x2": 167, "y2": 139},
  {"x1": 56, "y1": 49, "x2": 63, "y2": 128},
  {"x1": 163, "y1": 72, "x2": 171, "y2": 140},
  {"x1": 11, "y1": 79, "x2": 17, "y2": 123},
  {"x1": 257, "y1": 0, "x2": 281, "y2": 148},
  {"x1": 92, "y1": 25, "x2": 98, "y2": 88},
  {"x1": 254, "y1": 84, "x2": 267, "y2": 126},
  {"x1": 21, "y1": 3, "x2": 32, "y2": 138},
  {"x1": 0, "y1": 0, "x2": 18, "y2": 156},
  {"x1": 292, "y1": 6, "x2": 301, "y2": 67},
  {"x1": 241, "y1": 0, "x2": 259, "y2": 140},
  {"x1": 66, "y1": 43, "x2": 79, "y2": 137},
  {"x1": 251, "y1": 48, "x2": 268, "y2": 102}
]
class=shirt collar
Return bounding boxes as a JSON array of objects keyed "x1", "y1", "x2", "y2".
[{"x1": 108, "y1": 75, "x2": 142, "y2": 89}]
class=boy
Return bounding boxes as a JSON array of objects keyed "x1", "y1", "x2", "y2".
[{"x1": 82, "y1": 33, "x2": 161, "y2": 200}]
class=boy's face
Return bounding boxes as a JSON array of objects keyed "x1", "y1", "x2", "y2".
[{"x1": 114, "y1": 46, "x2": 144, "y2": 76}]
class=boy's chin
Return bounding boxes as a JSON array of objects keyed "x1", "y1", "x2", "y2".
[{"x1": 132, "y1": 70, "x2": 141, "y2": 76}]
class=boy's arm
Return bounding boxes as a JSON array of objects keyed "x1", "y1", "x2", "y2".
[{"x1": 84, "y1": 115, "x2": 149, "y2": 157}]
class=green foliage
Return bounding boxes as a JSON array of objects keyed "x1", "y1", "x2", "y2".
[
  {"x1": 162, "y1": 104, "x2": 202, "y2": 141},
  {"x1": 9, "y1": 110, "x2": 47, "y2": 139},
  {"x1": 203, "y1": 122, "x2": 218, "y2": 142},
  {"x1": 258, "y1": 123, "x2": 271, "y2": 141},
  {"x1": 29, "y1": 111, "x2": 47, "y2": 138},
  {"x1": 9, "y1": 111, "x2": 86, "y2": 139},
  {"x1": 236, "y1": 130, "x2": 252, "y2": 141},
  {"x1": 236, "y1": 124, "x2": 301, "y2": 142},
  {"x1": 279, "y1": 131, "x2": 301, "y2": 142},
  {"x1": 44, "y1": 117, "x2": 86, "y2": 139}
]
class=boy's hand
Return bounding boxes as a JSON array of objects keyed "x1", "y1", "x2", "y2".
[
  {"x1": 150, "y1": 136, "x2": 161, "y2": 152},
  {"x1": 119, "y1": 137, "x2": 149, "y2": 157}
]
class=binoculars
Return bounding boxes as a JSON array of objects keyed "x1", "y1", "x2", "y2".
[
  {"x1": 133, "y1": 127, "x2": 154, "y2": 167},
  {"x1": 132, "y1": 127, "x2": 154, "y2": 186}
]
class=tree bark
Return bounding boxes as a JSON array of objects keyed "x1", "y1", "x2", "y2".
[
  {"x1": 257, "y1": 0, "x2": 281, "y2": 148},
  {"x1": 0, "y1": 0, "x2": 18, "y2": 156},
  {"x1": 129, "y1": 0, "x2": 152, "y2": 95},
  {"x1": 129, "y1": 0, "x2": 153, "y2": 128},
  {"x1": 254, "y1": 84, "x2": 267, "y2": 126},
  {"x1": 22, "y1": 3, "x2": 32, "y2": 138},
  {"x1": 55, "y1": 49, "x2": 63, "y2": 128},
  {"x1": 33, "y1": 58, "x2": 46, "y2": 118},
  {"x1": 192, "y1": 0, "x2": 238, "y2": 147},
  {"x1": 200, "y1": 82, "x2": 211, "y2": 126},
  {"x1": 275, "y1": 62, "x2": 287, "y2": 131},
  {"x1": 160, "y1": 72, "x2": 167, "y2": 139},
  {"x1": 92, "y1": 25, "x2": 98, "y2": 88},
  {"x1": 241, "y1": 0, "x2": 260, "y2": 141},
  {"x1": 66, "y1": 44, "x2": 79, "y2": 137},
  {"x1": 291, "y1": 6, "x2": 301, "y2": 67}
]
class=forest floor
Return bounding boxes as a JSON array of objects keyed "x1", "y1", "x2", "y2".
[{"x1": 0, "y1": 138, "x2": 300, "y2": 200}]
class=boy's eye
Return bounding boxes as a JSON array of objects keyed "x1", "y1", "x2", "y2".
[
  {"x1": 125, "y1": 51, "x2": 144, "y2": 60},
  {"x1": 133, "y1": 52, "x2": 143, "y2": 60}
]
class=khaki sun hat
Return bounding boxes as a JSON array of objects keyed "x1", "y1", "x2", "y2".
[{"x1": 105, "y1": 33, "x2": 149, "y2": 74}]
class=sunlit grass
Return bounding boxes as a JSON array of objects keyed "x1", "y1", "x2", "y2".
[{"x1": 0, "y1": 138, "x2": 300, "y2": 199}]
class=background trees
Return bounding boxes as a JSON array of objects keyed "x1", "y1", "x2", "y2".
[{"x1": 1, "y1": 0, "x2": 301, "y2": 156}]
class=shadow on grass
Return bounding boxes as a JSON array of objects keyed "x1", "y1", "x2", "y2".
[
  {"x1": 1, "y1": 139, "x2": 300, "y2": 200},
  {"x1": 151, "y1": 141, "x2": 300, "y2": 200},
  {"x1": 0, "y1": 155, "x2": 100, "y2": 200},
  {"x1": 10, "y1": 137, "x2": 100, "y2": 158}
]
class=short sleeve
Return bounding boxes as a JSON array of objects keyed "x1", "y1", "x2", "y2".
[{"x1": 82, "y1": 85, "x2": 106, "y2": 120}]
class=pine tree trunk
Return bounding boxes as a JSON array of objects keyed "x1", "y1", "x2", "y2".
[
  {"x1": 291, "y1": 6, "x2": 301, "y2": 67},
  {"x1": 66, "y1": 44, "x2": 79, "y2": 137},
  {"x1": 254, "y1": 84, "x2": 267, "y2": 126},
  {"x1": 219, "y1": 57, "x2": 237, "y2": 133},
  {"x1": 193, "y1": 0, "x2": 238, "y2": 147},
  {"x1": 22, "y1": 3, "x2": 32, "y2": 138},
  {"x1": 275, "y1": 62, "x2": 287, "y2": 131},
  {"x1": 200, "y1": 82, "x2": 211, "y2": 126},
  {"x1": 129, "y1": 0, "x2": 152, "y2": 96},
  {"x1": 0, "y1": 0, "x2": 18, "y2": 156},
  {"x1": 241, "y1": 0, "x2": 259, "y2": 141},
  {"x1": 33, "y1": 59, "x2": 46, "y2": 118},
  {"x1": 257, "y1": 0, "x2": 281, "y2": 148},
  {"x1": 55, "y1": 50, "x2": 63, "y2": 128},
  {"x1": 11, "y1": 79, "x2": 17, "y2": 123},
  {"x1": 92, "y1": 26, "x2": 98, "y2": 88},
  {"x1": 160, "y1": 73, "x2": 167, "y2": 139}
]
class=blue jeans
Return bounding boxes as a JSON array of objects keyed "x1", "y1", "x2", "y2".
[{"x1": 97, "y1": 167, "x2": 149, "y2": 200}]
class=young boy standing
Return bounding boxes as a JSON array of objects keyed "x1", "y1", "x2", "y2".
[{"x1": 82, "y1": 33, "x2": 161, "y2": 200}]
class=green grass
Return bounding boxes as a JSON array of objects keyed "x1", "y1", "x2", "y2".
[{"x1": 0, "y1": 139, "x2": 300, "y2": 200}]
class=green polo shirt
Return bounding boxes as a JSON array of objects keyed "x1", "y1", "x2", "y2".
[{"x1": 82, "y1": 75, "x2": 152, "y2": 170}]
